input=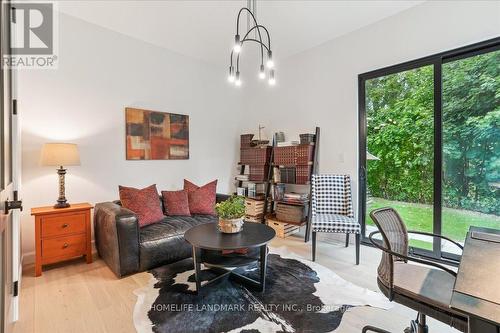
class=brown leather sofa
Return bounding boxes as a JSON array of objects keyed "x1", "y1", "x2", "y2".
[{"x1": 94, "y1": 194, "x2": 228, "y2": 278}]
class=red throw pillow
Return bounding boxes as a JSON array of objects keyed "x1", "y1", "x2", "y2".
[
  {"x1": 184, "y1": 179, "x2": 217, "y2": 215},
  {"x1": 118, "y1": 184, "x2": 164, "y2": 227},
  {"x1": 161, "y1": 190, "x2": 191, "y2": 216}
]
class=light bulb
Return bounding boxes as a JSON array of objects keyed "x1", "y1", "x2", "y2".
[
  {"x1": 268, "y1": 69, "x2": 276, "y2": 86},
  {"x1": 266, "y1": 50, "x2": 274, "y2": 68},
  {"x1": 259, "y1": 64, "x2": 265, "y2": 79},
  {"x1": 233, "y1": 34, "x2": 241, "y2": 53},
  {"x1": 235, "y1": 71, "x2": 242, "y2": 86},
  {"x1": 228, "y1": 66, "x2": 235, "y2": 82}
]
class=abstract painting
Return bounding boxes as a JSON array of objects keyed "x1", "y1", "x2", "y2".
[{"x1": 125, "y1": 107, "x2": 189, "y2": 160}]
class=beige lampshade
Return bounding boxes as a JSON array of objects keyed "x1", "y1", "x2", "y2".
[{"x1": 40, "y1": 143, "x2": 81, "y2": 166}]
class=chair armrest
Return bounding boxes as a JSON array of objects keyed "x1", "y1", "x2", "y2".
[
  {"x1": 369, "y1": 231, "x2": 457, "y2": 277},
  {"x1": 94, "y1": 202, "x2": 140, "y2": 277},
  {"x1": 407, "y1": 230, "x2": 464, "y2": 251}
]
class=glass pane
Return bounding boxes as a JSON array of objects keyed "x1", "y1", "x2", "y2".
[
  {"x1": 442, "y1": 49, "x2": 500, "y2": 254},
  {"x1": 365, "y1": 65, "x2": 434, "y2": 250}
]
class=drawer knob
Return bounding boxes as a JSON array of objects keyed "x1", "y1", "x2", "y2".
[
  {"x1": 63, "y1": 243, "x2": 69, "y2": 248},
  {"x1": 62, "y1": 223, "x2": 69, "y2": 228}
]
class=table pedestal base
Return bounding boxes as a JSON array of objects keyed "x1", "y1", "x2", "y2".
[{"x1": 192, "y1": 245, "x2": 268, "y2": 294}]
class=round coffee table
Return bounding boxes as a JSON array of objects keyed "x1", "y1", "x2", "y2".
[{"x1": 185, "y1": 222, "x2": 275, "y2": 293}]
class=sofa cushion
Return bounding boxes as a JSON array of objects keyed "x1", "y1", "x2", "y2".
[
  {"x1": 119, "y1": 184, "x2": 164, "y2": 227},
  {"x1": 139, "y1": 214, "x2": 217, "y2": 270},
  {"x1": 184, "y1": 179, "x2": 217, "y2": 215},
  {"x1": 161, "y1": 190, "x2": 191, "y2": 216}
]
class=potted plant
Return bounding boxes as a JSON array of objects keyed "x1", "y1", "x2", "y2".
[{"x1": 215, "y1": 196, "x2": 245, "y2": 233}]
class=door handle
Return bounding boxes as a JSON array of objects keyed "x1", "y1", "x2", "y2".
[{"x1": 4, "y1": 191, "x2": 22, "y2": 214}]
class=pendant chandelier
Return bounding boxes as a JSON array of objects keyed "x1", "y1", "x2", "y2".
[{"x1": 228, "y1": 0, "x2": 275, "y2": 87}]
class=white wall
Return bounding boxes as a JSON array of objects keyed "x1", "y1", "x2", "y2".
[
  {"x1": 18, "y1": 1, "x2": 500, "y2": 260},
  {"x1": 244, "y1": 0, "x2": 500, "y2": 213},
  {"x1": 18, "y1": 13, "x2": 243, "y2": 260}
]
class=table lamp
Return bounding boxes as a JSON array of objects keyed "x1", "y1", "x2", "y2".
[{"x1": 40, "y1": 143, "x2": 81, "y2": 208}]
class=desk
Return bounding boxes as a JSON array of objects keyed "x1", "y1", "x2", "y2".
[{"x1": 450, "y1": 226, "x2": 500, "y2": 333}]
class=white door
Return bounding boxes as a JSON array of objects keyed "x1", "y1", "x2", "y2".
[{"x1": 0, "y1": 1, "x2": 21, "y2": 331}]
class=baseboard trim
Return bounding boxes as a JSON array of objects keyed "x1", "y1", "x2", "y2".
[{"x1": 22, "y1": 251, "x2": 35, "y2": 265}]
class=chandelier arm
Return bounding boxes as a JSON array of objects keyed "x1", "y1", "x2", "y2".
[
  {"x1": 235, "y1": 38, "x2": 270, "y2": 71},
  {"x1": 252, "y1": 25, "x2": 271, "y2": 50},
  {"x1": 242, "y1": 26, "x2": 263, "y2": 64},
  {"x1": 230, "y1": 50, "x2": 234, "y2": 67},
  {"x1": 241, "y1": 38, "x2": 270, "y2": 53},
  {"x1": 236, "y1": 7, "x2": 264, "y2": 60},
  {"x1": 242, "y1": 25, "x2": 271, "y2": 64}
]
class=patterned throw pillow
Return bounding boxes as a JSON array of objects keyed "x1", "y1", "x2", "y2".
[
  {"x1": 118, "y1": 184, "x2": 164, "y2": 227},
  {"x1": 184, "y1": 179, "x2": 217, "y2": 215},
  {"x1": 161, "y1": 190, "x2": 191, "y2": 216}
]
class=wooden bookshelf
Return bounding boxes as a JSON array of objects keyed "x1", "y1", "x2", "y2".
[{"x1": 262, "y1": 127, "x2": 320, "y2": 242}]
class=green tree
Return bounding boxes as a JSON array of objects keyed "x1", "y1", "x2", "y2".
[
  {"x1": 365, "y1": 50, "x2": 499, "y2": 215},
  {"x1": 366, "y1": 65, "x2": 434, "y2": 204}
]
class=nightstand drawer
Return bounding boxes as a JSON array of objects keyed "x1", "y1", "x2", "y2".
[
  {"x1": 41, "y1": 213, "x2": 86, "y2": 237},
  {"x1": 42, "y1": 234, "x2": 86, "y2": 260}
]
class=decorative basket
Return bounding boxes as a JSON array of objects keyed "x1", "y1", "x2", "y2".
[
  {"x1": 276, "y1": 203, "x2": 307, "y2": 223},
  {"x1": 249, "y1": 165, "x2": 270, "y2": 181},
  {"x1": 240, "y1": 147, "x2": 271, "y2": 165},
  {"x1": 240, "y1": 134, "x2": 254, "y2": 148},
  {"x1": 296, "y1": 165, "x2": 313, "y2": 184},
  {"x1": 273, "y1": 146, "x2": 297, "y2": 165},
  {"x1": 296, "y1": 144, "x2": 314, "y2": 165},
  {"x1": 218, "y1": 218, "x2": 244, "y2": 233},
  {"x1": 299, "y1": 133, "x2": 316, "y2": 144}
]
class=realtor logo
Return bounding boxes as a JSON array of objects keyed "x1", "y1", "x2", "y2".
[{"x1": 2, "y1": 1, "x2": 58, "y2": 69}]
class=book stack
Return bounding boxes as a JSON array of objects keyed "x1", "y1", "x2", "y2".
[
  {"x1": 276, "y1": 141, "x2": 299, "y2": 147},
  {"x1": 235, "y1": 174, "x2": 249, "y2": 182},
  {"x1": 282, "y1": 192, "x2": 309, "y2": 205}
]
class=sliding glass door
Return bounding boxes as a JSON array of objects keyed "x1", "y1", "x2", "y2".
[
  {"x1": 359, "y1": 38, "x2": 500, "y2": 260},
  {"x1": 441, "y1": 49, "x2": 500, "y2": 256},
  {"x1": 364, "y1": 65, "x2": 435, "y2": 251}
]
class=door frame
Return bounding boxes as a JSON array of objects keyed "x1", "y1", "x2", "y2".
[
  {"x1": 358, "y1": 37, "x2": 500, "y2": 263},
  {"x1": 1, "y1": 0, "x2": 20, "y2": 328}
]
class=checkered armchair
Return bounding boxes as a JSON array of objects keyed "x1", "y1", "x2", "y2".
[{"x1": 311, "y1": 174, "x2": 360, "y2": 264}]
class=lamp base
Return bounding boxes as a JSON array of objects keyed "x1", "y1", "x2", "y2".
[
  {"x1": 54, "y1": 202, "x2": 70, "y2": 209},
  {"x1": 55, "y1": 167, "x2": 70, "y2": 209}
]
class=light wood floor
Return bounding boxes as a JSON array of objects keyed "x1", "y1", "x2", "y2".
[{"x1": 14, "y1": 234, "x2": 459, "y2": 333}]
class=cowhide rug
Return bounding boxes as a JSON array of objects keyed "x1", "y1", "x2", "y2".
[{"x1": 133, "y1": 247, "x2": 392, "y2": 333}]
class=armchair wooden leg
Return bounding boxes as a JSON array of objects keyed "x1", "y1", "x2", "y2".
[
  {"x1": 312, "y1": 232, "x2": 317, "y2": 262},
  {"x1": 345, "y1": 233, "x2": 349, "y2": 247},
  {"x1": 355, "y1": 233, "x2": 360, "y2": 265}
]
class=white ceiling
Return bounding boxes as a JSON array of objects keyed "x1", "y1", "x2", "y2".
[{"x1": 58, "y1": 1, "x2": 423, "y2": 67}]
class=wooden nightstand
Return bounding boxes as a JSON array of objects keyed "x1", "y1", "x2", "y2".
[{"x1": 31, "y1": 203, "x2": 93, "y2": 277}]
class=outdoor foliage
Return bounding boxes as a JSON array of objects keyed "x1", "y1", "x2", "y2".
[
  {"x1": 442, "y1": 51, "x2": 500, "y2": 215},
  {"x1": 215, "y1": 195, "x2": 245, "y2": 219},
  {"x1": 366, "y1": 65, "x2": 434, "y2": 204},
  {"x1": 366, "y1": 50, "x2": 499, "y2": 215}
]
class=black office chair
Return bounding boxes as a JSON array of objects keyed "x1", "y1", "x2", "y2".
[{"x1": 365, "y1": 207, "x2": 468, "y2": 333}]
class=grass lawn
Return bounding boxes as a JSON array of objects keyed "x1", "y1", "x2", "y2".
[{"x1": 366, "y1": 197, "x2": 500, "y2": 250}]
